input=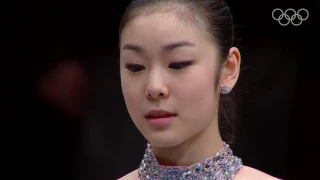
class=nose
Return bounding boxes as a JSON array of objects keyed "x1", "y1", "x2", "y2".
[{"x1": 145, "y1": 72, "x2": 169, "y2": 100}]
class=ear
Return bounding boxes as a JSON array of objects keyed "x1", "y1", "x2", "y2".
[{"x1": 219, "y1": 47, "x2": 241, "y2": 92}]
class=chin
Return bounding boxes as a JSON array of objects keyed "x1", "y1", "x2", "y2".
[{"x1": 144, "y1": 131, "x2": 187, "y2": 148}]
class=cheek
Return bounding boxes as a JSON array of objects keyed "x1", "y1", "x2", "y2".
[
  {"x1": 178, "y1": 81, "x2": 216, "y2": 112},
  {"x1": 121, "y1": 73, "x2": 143, "y2": 118},
  {"x1": 173, "y1": 67, "x2": 218, "y2": 120}
]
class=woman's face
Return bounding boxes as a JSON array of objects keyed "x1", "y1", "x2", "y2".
[{"x1": 120, "y1": 12, "x2": 221, "y2": 147}]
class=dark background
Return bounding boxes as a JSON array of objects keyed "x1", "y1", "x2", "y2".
[{"x1": 10, "y1": 0, "x2": 319, "y2": 180}]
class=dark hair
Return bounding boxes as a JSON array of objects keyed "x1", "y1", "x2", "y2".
[{"x1": 119, "y1": 0, "x2": 237, "y2": 144}]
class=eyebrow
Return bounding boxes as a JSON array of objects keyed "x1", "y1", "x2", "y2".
[{"x1": 121, "y1": 41, "x2": 195, "y2": 53}]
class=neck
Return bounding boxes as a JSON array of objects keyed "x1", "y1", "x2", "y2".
[{"x1": 151, "y1": 118, "x2": 223, "y2": 166}]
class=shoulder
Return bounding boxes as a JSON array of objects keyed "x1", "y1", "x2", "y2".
[
  {"x1": 118, "y1": 169, "x2": 139, "y2": 180},
  {"x1": 234, "y1": 166, "x2": 282, "y2": 180}
]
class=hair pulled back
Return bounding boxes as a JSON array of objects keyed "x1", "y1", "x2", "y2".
[{"x1": 119, "y1": 0, "x2": 237, "y2": 144}]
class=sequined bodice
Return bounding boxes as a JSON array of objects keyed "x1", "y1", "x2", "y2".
[{"x1": 138, "y1": 142, "x2": 243, "y2": 180}]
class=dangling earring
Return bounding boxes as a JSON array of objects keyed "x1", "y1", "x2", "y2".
[{"x1": 220, "y1": 85, "x2": 231, "y2": 94}]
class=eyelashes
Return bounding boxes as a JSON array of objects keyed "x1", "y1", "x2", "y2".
[
  {"x1": 168, "y1": 61, "x2": 193, "y2": 70},
  {"x1": 125, "y1": 64, "x2": 145, "y2": 72},
  {"x1": 125, "y1": 61, "x2": 193, "y2": 72}
]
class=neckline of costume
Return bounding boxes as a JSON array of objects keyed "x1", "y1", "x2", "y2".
[{"x1": 138, "y1": 141, "x2": 243, "y2": 180}]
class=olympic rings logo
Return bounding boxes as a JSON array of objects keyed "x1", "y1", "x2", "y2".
[{"x1": 272, "y1": 8, "x2": 309, "y2": 26}]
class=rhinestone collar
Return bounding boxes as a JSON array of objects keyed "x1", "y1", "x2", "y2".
[{"x1": 138, "y1": 141, "x2": 243, "y2": 180}]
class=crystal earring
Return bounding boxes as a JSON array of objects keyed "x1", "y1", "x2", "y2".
[{"x1": 220, "y1": 85, "x2": 231, "y2": 94}]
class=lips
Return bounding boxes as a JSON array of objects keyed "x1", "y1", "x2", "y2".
[{"x1": 145, "y1": 110, "x2": 177, "y2": 119}]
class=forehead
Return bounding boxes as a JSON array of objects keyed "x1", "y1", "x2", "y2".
[{"x1": 120, "y1": 12, "x2": 210, "y2": 48}]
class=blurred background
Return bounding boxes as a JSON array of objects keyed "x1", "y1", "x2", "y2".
[{"x1": 9, "y1": 0, "x2": 319, "y2": 179}]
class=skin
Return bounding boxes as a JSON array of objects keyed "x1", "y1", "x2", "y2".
[{"x1": 119, "y1": 10, "x2": 280, "y2": 180}]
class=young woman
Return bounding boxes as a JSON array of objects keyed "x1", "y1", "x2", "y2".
[{"x1": 118, "y1": 0, "x2": 280, "y2": 179}]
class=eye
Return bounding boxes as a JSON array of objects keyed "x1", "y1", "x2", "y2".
[
  {"x1": 125, "y1": 63, "x2": 145, "y2": 72},
  {"x1": 168, "y1": 61, "x2": 193, "y2": 70}
]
